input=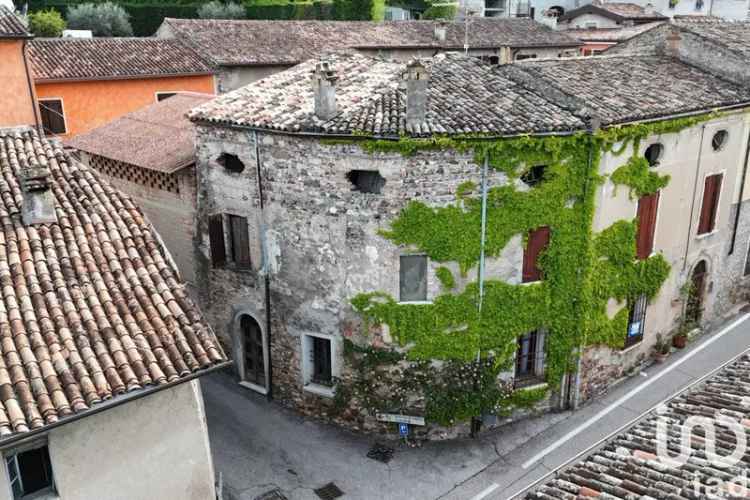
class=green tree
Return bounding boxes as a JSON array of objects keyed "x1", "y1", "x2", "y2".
[
  {"x1": 422, "y1": 0, "x2": 457, "y2": 19},
  {"x1": 333, "y1": 0, "x2": 375, "y2": 20},
  {"x1": 66, "y1": 2, "x2": 133, "y2": 37},
  {"x1": 197, "y1": 1, "x2": 246, "y2": 19},
  {"x1": 28, "y1": 9, "x2": 66, "y2": 37}
]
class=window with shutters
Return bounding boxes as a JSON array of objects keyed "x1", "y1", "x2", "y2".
[
  {"x1": 38, "y1": 99, "x2": 66, "y2": 135},
  {"x1": 399, "y1": 255, "x2": 428, "y2": 302},
  {"x1": 625, "y1": 295, "x2": 647, "y2": 348},
  {"x1": 302, "y1": 333, "x2": 335, "y2": 396},
  {"x1": 636, "y1": 192, "x2": 659, "y2": 260},
  {"x1": 697, "y1": 174, "x2": 723, "y2": 235},
  {"x1": 514, "y1": 329, "x2": 546, "y2": 388},
  {"x1": 523, "y1": 226, "x2": 550, "y2": 283},
  {"x1": 5, "y1": 444, "x2": 55, "y2": 499},
  {"x1": 207, "y1": 214, "x2": 251, "y2": 269}
]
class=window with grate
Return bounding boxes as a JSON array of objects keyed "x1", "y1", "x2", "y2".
[
  {"x1": 697, "y1": 173, "x2": 723, "y2": 235},
  {"x1": 38, "y1": 99, "x2": 66, "y2": 135},
  {"x1": 399, "y1": 255, "x2": 427, "y2": 302},
  {"x1": 625, "y1": 295, "x2": 647, "y2": 348},
  {"x1": 5, "y1": 445, "x2": 55, "y2": 499},
  {"x1": 515, "y1": 329, "x2": 546, "y2": 388},
  {"x1": 311, "y1": 336, "x2": 333, "y2": 386}
]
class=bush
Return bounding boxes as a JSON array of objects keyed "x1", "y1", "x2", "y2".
[
  {"x1": 28, "y1": 9, "x2": 66, "y2": 37},
  {"x1": 197, "y1": 0, "x2": 246, "y2": 19},
  {"x1": 332, "y1": 0, "x2": 374, "y2": 19},
  {"x1": 422, "y1": 1, "x2": 456, "y2": 19},
  {"x1": 67, "y1": 2, "x2": 133, "y2": 36}
]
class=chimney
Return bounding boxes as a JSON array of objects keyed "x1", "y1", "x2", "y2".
[
  {"x1": 644, "y1": 2, "x2": 655, "y2": 14},
  {"x1": 434, "y1": 21, "x2": 447, "y2": 42},
  {"x1": 311, "y1": 59, "x2": 338, "y2": 120},
  {"x1": 404, "y1": 60, "x2": 430, "y2": 128},
  {"x1": 664, "y1": 25, "x2": 682, "y2": 57},
  {"x1": 21, "y1": 165, "x2": 56, "y2": 225}
]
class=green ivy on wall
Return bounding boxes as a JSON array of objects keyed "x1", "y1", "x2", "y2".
[{"x1": 338, "y1": 112, "x2": 718, "y2": 426}]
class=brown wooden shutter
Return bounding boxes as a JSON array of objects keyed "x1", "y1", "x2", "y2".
[
  {"x1": 698, "y1": 174, "x2": 722, "y2": 235},
  {"x1": 208, "y1": 214, "x2": 226, "y2": 267},
  {"x1": 636, "y1": 192, "x2": 659, "y2": 260},
  {"x1": 230, "y1": 215, "x2": 251, "y2": 268},
  {"x1": 523, "y1": 226, "x2": 550, "y2": 283}
]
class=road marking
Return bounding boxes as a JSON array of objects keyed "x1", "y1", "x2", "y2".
[
  {"x1": 470, "y1": 483, "x2": 499, "y2": 500},
  {"x1": 521, "y1": 313, "x2": 750, "y2": 470}
]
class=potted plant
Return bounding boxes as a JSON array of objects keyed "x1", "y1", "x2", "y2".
[
  {"x1": 673, "y1": 281, "x2": 700, "y2": 349},
  {"x1": 673, "y1": 326, "x2": 689, "y2": 349},
  {"x1": 654, "y1": 334, "x2": 670, "y2": 362}
]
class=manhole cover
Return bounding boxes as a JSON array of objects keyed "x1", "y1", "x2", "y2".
[
  {"x1": 367, "y1": 442, "x2": 394, "y2": 463},
  {"x1": 255, "y1": 489, "x2": 288, "y2": 500},
  {"x1": 314, "y1": 482, "x2": 344, "y2": 500}
]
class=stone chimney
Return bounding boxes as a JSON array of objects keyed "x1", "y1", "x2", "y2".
[
  {"x1": 311, "y1": 59, "x2": 338, "y2": 121},
  {"x1": 434, "y1": 21, "x2": 447, "y2": 42},
  {"x1": 664, "y1": 25, "x2": 682, "y2": 57},
  {"x1": 404, "y1": 60, "x2": 430, "y2": 128},
  {"x1": 21, "y1": 165, "x2": 56, "y2": 225}
]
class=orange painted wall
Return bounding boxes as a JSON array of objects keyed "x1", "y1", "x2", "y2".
[
  {"x1": 34, "y1": 74, "x2": 215, "y2": 137},
  {"x1": 0, "y1": 39, "x2": 37, "y2": 128}
]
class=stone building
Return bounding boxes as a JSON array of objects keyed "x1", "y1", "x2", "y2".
[
  {"x1": 156, "y1": 17, "x2": 582, "y2": 92},
  {"x1": 0, "y1": 127, "x2": 227, "y2": 499},
  {"x1": 188, "y1": 41, "x2": 750, "y2": 436},
  {"x1": 68, "y1": 92, "x2": 212, "y2": 285},
  {"x1": 557, "y1": 1, "x2": 667, "y2": 29}
]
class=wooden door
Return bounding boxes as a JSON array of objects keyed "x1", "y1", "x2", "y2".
[{"x1": 241, "y1": 315, "x2": 265, "y2": 386}]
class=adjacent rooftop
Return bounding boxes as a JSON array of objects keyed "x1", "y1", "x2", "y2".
[
  {"x1": 564, "y1": 21, "x2": 664, "y2": 43},
  {"x1": 159, "y1": 18, "x2": 582, "y2": 67},
  {"x1": 29, "y1": 38, "x2": 214, "y2": 82},
  {"x1": 0, "y1": 5, "x2": 30, "y2": 39},
  {"x1": 674, "y1": 18, "x2": 750, "y2": 58},
  {"x1": 188, "y1": 52, "x2": 750, "y2": 136},
  {"x1": 559, "y1": 2, "x2": 668, "y2": 23},
  {"x1": 0, "y1": 128, "x2": 226, "y2": 439},
  {"x1": 68, "y1": 92, "x2": 213, "y2": 173}
]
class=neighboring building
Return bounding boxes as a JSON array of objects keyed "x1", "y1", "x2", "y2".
[
  {"x1": 28, "y1": 38, "x2": 216, "y2": 137},
  {"x1": 187, "y1": 40, "x2": 750, "y2": 437},
  {"x1": 0, "y1": 126, "x2": 227, "y2": 499},
  {"x1": 564, "y1": 21, "x2": 664, "y2": 54},
  {"x1": 557, "y1": 1, "x2": 667, "y2": 29},
  {"x1": 521, "y1": 350, "x2": 750, "y2": 499},
  {"x1": 156, "y1": 18, "x2": 582, "y2": 91},
  {"x1": 67, "y1": 92, "x2": 211, "y2": 286},
  {"x1": 0, "y1": 7, "x2": 38, "y2": 129}
]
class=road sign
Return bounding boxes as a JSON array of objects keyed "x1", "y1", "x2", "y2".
[
  {"x1": 376, "y1": 413, "x2": 425, "y2": 426},
  {"x1": 398, "y1": 422, "x2": 409, "y2": 437}
]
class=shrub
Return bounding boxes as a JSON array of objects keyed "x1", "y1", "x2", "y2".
[
  {"x1": 197, "y1": 1, "x2": 246, "y2": 19},
  {"x1": 28, "y1": 9, "x2": 66, "y2": 37},
  {"x1": 66, "y1": 2, "x2": 133, "y2": 36},
  {"x1": 422, "y1": 1, "x2": 456, "y2": 19}
]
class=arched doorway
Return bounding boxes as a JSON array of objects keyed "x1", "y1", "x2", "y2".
[
  {"x1": 686, "y1": 260, "x2": 707, "y2": 325},
  {"x1": 240, "y1": 315, "x2": 266, "y2": 387}
]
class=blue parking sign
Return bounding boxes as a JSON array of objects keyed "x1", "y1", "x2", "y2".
[{"x1": 398, "y1": 423, "x2": 409, "y2": 436}]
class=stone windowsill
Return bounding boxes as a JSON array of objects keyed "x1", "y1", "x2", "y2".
[
  {"x1": 304, "y1": 382, "x2": 335, "y2": 398},
  {"x1": 515, "y1": 381, "x2": 549, "y2": 393},
  {"x1": 397, "y1": 300, "x2": 433, "y2": 305},
  {"x1": 239, "y1": 380, "x2": 268, "y2": 395}
]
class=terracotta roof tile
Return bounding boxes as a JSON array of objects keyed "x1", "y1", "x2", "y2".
[
  {"x1": 559, "y1": 2, "x2": 667, "y2": 22},
  {"x1": 29, "y1": 38, "x2": 213, "y2": 82},
  {"x1": 67, "y1": 92, "x2": 212, "y2": 173},
  {"x1": 0, "y1": 127, "x2": 225, "y2": 438},
  {"x1": 0, "y1": 6, "x2": 30, "y2": 39},
  {"x1": 162, "y1": 17, "x2": 582, "y2": 66},
  {"x1": 675, "y1": 18, "x2": 750, "y2": 58},
  {"x1": 564, "y1": 21, "x2": 664, "y2": 42}
]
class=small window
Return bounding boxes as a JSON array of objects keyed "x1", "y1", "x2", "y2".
[
  {"x1": 346, "y1": 170, "x2": 386, "y2": 194},
  {"x1": 156, "y1": 92, "x2": 177, "y2": 102},
  {"x1": 711, "y1": 130, "x2": 728, "y2": 151},
  {"x1": 399, "y1": 255, "x2": 427, "y2": 302},
  {"x1": 521, "y1": 165, "x2": 547, "y2": 187},
  {"x1": 208, "y1": 214, "x2": 251, "y2": 268},
  {"x1": 38, "y1": 99, "x2": 66, "y2": 135},
  {"x1": 311, "y1": 336, "x2": 333, "y2": 386},
  {"x1": 515, "y1": 329, "x2": 546, "y2": 388},
  {"x1": 697, "y1": 173, "x2": 723, "y2": 235},
  {"x1": 6, "y1": 445, "x2": 55, "y2": 499},
  {"x1": 625, "y1": 295, "x2": 647, "y2": 348},
  {"x1": 644, "y1": 143, "x2": 664, "y2": 167},
  {"x1": 515, "y1": 53, "x2": 537, "y2": 61},
  {"x1": 217, "y1": 153, "x2": 245, "y2": 174},
  {"x1": 522, "y1": 226, "x2": 550, "y2": 283}
]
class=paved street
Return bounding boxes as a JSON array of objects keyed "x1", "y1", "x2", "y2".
[{"x1": 205, "y1": 312, "x2": 750, "y2": 500}]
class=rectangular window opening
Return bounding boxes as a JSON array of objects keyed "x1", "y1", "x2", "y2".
[
  {"x1": 156, "y1": 92, "x2": 177, "y2": 102},
  {"x1": 399, "y1": 255, "x2": 428, "y2": 302},
  {"x1": 6, "y1": 444, "x2": 54, "y2": 499},
  {"x1": 38, "y1": 99, "x2": 66, "y2": 135},
  {"x1": 523, "y1": 226, "x2": 550, "y2": 283},
  {"x1": 698, "y1": 174, "x2": 723, "y2": 235},
  {"x1": 515, "y1": 329, "x2": 546, "y2": 388},
  {"x1": 208, "y1": 214, "x2": 251, "y2": 269},
  {"x1": 625, "y1": 294, "x2": 647, "y2": 348},
  {"x1": 310, "y1": 336, "x2": 332, "y2": 387}
]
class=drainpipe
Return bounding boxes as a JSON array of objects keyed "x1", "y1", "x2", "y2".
[
  {"x1": 253, "y1": 131, "x2": 273, "y2": 402},
  {"x1": 22, "y1": 39, "x2": 41, "y2": 133},
  {"x1": 683, "y1": 125, "x2": 707, "y2": 272},
  {"x1": 728, "y1": 130, "x2": 750, "y2": 256}
]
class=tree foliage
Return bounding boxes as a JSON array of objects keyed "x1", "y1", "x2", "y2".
[
  {"x1": 66, "y1": 2, "x2": 133, "y2": 36},
  {"x1": 28, "y1": 9, "x2": 66, "y2": 37},
  {"x1": 197, "y1": 1, "x2": 245, "y2": 19}
]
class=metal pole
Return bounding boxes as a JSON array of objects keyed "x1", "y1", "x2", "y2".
[{"x1": 478, "y1": 154, "x2": 489, "y2": 314}]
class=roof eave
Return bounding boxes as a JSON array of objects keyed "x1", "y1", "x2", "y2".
[{"x1": 33, "y1": 71, "x2": 215, "y2": 84}]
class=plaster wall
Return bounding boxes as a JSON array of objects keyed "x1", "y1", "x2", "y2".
[
  {"x1": 0, "y1": 39, "x2": 37, "y2": 128},
  {"x1": 563, "y1": 12, "x2": 620, "y2": 28}
]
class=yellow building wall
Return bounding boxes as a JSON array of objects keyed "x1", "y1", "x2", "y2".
[
  {"x1": 34, "y1": 74, "x2": 215, "y2": 137},
  {"x1": 0, "y1": 39, "x2": 37, "y2": 128}
]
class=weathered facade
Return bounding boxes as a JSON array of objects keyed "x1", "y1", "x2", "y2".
[{"x1": 189, "y1": 46, "x2": 750, "y2": 437}]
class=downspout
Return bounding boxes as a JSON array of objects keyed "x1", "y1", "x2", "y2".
[
  {"x1": 22, "y1": 39, "x2": 41, "y2": 133},
  {"x1": 472, "y1": 153, "x2": 490, "y2": 438},
  {"x1": 253, "y1": 131, "x2": 273, "y2": 402},
  {"x1": 728, "y1": 130, "x2": 750, "y2": 255},
  {"x1": 682, "y1": 125, "x2": 707, "y2": 272}
]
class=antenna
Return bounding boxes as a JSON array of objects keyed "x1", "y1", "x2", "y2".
[{"x1": 429, "y1": 1, "x2": 473, "y2": 53}]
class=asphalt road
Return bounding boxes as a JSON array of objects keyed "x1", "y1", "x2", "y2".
[{"x1": 203, "y1": 313, "x2": 750, "y2": 500}]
